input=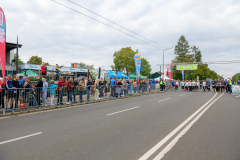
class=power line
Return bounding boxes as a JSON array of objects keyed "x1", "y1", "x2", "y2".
[
  {"x1": 171, "y1": 60, "x2": 240, "y2": 65},
  {"x1": 67, "y1": 0, "x2": 174, "y2": 53},
  {"x1": 50, "y1": 0, "x2": 175, "y2": 54}
]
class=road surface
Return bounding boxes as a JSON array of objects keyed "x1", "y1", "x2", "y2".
[{"x1": 0, "y1": 91, "x2": 239, "y2": 160}]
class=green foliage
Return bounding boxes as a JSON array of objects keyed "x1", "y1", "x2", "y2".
[
  {"x1": 80, "y1": 62, "x2": 95, "y2": 69},
  {"x1": 14, "y1": 53, "x2": 24, "y2": 64},
  {"x1": 90, "y1": 72, "x2": 98, "y2": 80},
  {"x1": 112, "y1": 47, "x2": 136, "y2": 75},
  {"x1": 27, "y1": 55, "x2": 42, "y2": 65},
  {"x1": 192, "y1": 46, "x2": 202, "y2": 62},
  {"x1": 232, "y1": 73, "x2": 240, "y2": 82},
  {"x1": 174, "y1": 35, "x2": 190, "y2": 57},
  {"x1": 141, "y1": 58, "x2": 152, "y2": 76},
  {"x1": 172, "y1": 56, "x2": 194, "y2": 80}
]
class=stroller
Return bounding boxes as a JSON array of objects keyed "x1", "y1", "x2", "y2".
[{"x1": 29, "y1": 89, "x2": 37, "y2": 107}]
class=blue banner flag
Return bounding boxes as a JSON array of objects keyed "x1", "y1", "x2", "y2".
[{"x1": 134, "y1": 53, "x2": 141, "y2": 83}]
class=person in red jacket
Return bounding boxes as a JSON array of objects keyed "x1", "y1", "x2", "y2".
[
  {"x1": 57, "y1": 76, "x2": 66, "y2": 105},
  {"x1": 41, "y1": 63, "x2": 47, "y2": 76},
  {"x1": 66, "y1": 78, "x2": 74, "y2": 104}
]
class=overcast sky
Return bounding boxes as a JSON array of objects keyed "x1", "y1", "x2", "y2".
[{"x1": 1, "y1": 0, "x2": 240, "y2": 78}]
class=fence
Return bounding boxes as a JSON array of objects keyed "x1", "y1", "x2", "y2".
[{"x1": 0, "y1": 83, "x2": 161, "y2": 115}]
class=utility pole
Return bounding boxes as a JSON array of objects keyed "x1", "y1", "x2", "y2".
[{"x1": 16, "y1": 35, "x2": 19, "y2": 74}]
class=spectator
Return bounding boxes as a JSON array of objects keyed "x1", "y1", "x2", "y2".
[
  {"x1": 129, "y1": 80, "x2": 133, "y2": 95},
  {"x1": 133, "y1": 80, "x2": 137, "y2": 94},
  {"x1": 152, "y1": 79, "x2": 156, "y2": 90},
  {"x1": 110, "y1": 78, "x2": 116, "y2": 97},
  {"x1": 12, "y1": 75, "x2": 20, "y2": 108},
  {"x1": 104, "y1": 79, "x2": 108, "y2": 96},
  {"x1": 116, "y1": 80, "x2": 122, "y2": 97},
  {"x1": 99, "y1": 78, "x2": 104, "y2": 99},
  {"x1": 42, "y1": 77, "x2": 48, "y2": 106},
  {"x1": 78, "y1": 78, "x2": 86, "y2": 102},
  {"x1": 94, "y1": 79, "x2": 100, "y2": 100},
  {"x1": 18, "y1": 75, "x2": 24, "y2": 104},
  {"x1": 55, "y1": 64, "x2": 63, "y2": 80},
  {"x1": 0, "y1": 77, "x2": 4, "y2": 109},
  {"x1": 22, "y1": 77, "x2": 31, "y2": 107},
  {"x1": 126, "y1": 78, "x2": 130, "y2": 95},
  {"x1": 49, "y1": 80, "x2": 58, "y2": 106},
  {"x1": 91, "y1": 79, "x2": 95, "y2": 96},
  {"x1": 35, "y1": 75, "x2": 43, "y2": 106},
  {"x1": 57, "y1": 76, "x2": 67, "y2": 105},
  {"x1": 41, "y1": 63, "x2": 47, "y2": 76},
  {"x1": 66, "y1": 78, "x2": 73, "y2": 104},
  {"x1": 86, "y1": 78, "x2": 93, "y2": 101},
  {"x1": 73, "y1": 78, "x2": 78, "y2": 103},
  {"x1": 5, "y1": 75, "x2": 14, "y2": 110}
]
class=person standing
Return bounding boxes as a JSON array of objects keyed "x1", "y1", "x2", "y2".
[
  {"x1": 229, "y1": 78, "x2": 233, "y2": 94},
  {"x1": 73, "y1": 78, "x2": 78, "y2": 103},
  {"x1": 211, "y1": 79, "x2": 217, "y2": 93},
  {"x1": 5, "y1": 75, "x2": 14, "y2": 110},
  {"x1": 152, "y1": 79, "x2": 156, "y2": 91},
  {"x1": 78, "y1": 78, "x2": 86, "y2": 102},
  {"x1": 55, "y1": 64, "x2": 63, "y2": 80},
  {"x1": 86, "y1": 78, "x2": 93, "y2": 101},
  {"x1": 175, "y1": 80, "x2": 179, "y2": 92},
  {"x1": 35, "y1": 75, "x2": 43, "y2": 106},
  {"x1": 132, "y1": 80, "x2": 137, "y2": 94},
  {"x1": 41, "y1": 63, "x2": 47, "y2": 76},
  {"x1": 203, "y1": 80, "x2": 206, "y2": 92},
  {"x1": 99, "y1": 78, "x2": 104, "y2": 99},
  {"x1": 22, "y1": 77, "x2": 31, "y2": 107},
  {"x1": 12, "y1": 75, "x2": 20, "y2": 108},
  {"x1": 117, "y1": 80, "x2": 122, "y2": 97},
  {"x1": 110, "y1": 78, "x2": 116, "y2": 97},
  {"x1": 94, "y1": 79, "x2": 100, "y2": 100},
  {"x1": 66, "y1": 78, "x2": 73, "y2": 104},
  {"x1": 42, "y1": 77, "x2": 48, "y2": 106},
  {"x1": 0, "y1": 78, "x2": 5, "y2": 109},
  {"x1": 49, "y1": 80, "x2": 58, "y2": 106},
  {"x1": 57, "y1": 76, "x2": 66, "y2": 105},
  {"x1": 160, "y1": 79, "x2": 165, "y2": 91}
]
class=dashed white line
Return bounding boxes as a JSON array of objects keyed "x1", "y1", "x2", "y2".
[
  {"x1": 158, "y1": 98, "x2": 171, "y2": 102},
  {"x1": 139, "y1": 93, "x2": 218, "y2": 160},
  {"x1": 0, "y1": 132, "x2": 42, "y2": 145},
  {"x1": 179, "y1": 94, "x2": 186, "y2": 96},
  {"x1": 107, "y1": 106, "x2": 140, "y2": 116}
]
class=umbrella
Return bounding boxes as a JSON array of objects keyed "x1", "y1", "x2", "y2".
[{"x1": 17, "y1": 69, "x2": 38, "y2": 77}]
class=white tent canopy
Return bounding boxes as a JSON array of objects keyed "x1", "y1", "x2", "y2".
[{"x1": 154, "y1": 75, "x2": 171, "y2": 81}]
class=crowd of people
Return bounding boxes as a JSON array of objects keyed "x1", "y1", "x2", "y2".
[{"x1": 0, "y1": 72, "x2": 238, "y2": 112}]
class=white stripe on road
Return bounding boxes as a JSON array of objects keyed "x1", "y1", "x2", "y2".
[
  {"x1": 0, "y1": 132, "x2": 42, "y2": 145},
  {"x1": 138, "y1": 93, "x2": 218, "y2": 160},
  {"x1": 107, "y1": 106, "x2": 140, "y2": 116},
  {"x1": 153, "y1": 93, "x2": 224, "y2": 160},
  {"x1": 179, "y1": 94, "x2": 185, "y2": 96},
  {"x1": 158, "y1": 98, "x2": 171, "y2": 102}
]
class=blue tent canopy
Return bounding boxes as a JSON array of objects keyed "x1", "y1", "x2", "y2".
[
  {"x1": 108, "y1": 71, "x2": 117, "y2": 78},
  {"x1": 117, "y1": 72, "x2": 129, "y2": 79}
]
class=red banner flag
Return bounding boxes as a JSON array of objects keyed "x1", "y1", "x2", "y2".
[
  {"x1": 166, "y1": 64, "x2": 172, "y2": 80},
  {"x1": 0, "y1": 7, "x2": 6, "y2": 82}
]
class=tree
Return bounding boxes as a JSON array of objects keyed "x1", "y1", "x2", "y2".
[
  {"x1": 80, "y1": 62, "x2": 95, "y2": 69},
  {"x1": 174, "y1": 35, "x2": 191, "y2": 58},
  {"x1": 232, "y1": 73, "x2": 240, "y2": 82},
  {"x1": 192, "y1": 46, "x2": 202, "y2": 62},
  {"x1": 14, "y1": 53, "x2": 24, "y2": 65},
  {"x1": 112, "y1": 47, "x2": 136, "y2": 75},
  {"x1": 27, "y1": 55, "x2": 42, "y2": 65},
  {"x1": 192, "y1": 65, "x2": 210, "y2": 80},
  {"x1": 141, "y1": 58, "x2": 152, "y2": 76}
]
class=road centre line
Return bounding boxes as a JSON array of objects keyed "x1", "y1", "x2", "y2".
[
  {"x1": 179, "y1": 94, "x2": 186, "y2": 96},
  {"x1": 158, "y1": 98, "x2": 171, "y2": 102},
  {"x1": 153, "y1": 93, "x2": 224, "y2": 160},
  {"x1": 0, "y1": 132, "x2": 42, "y2": 145},
  {"x1": 107, "y1": 106, "x2": 140, "y2": 116},
  {"x1": 138, "y1": 93, "x2": 218, "y2": 160}
]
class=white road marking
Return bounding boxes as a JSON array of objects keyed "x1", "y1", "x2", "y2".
[
  {"x1": 0, "y1": 132, "x2": 42, "y2": 145},
  {"x1": 107, "y1": 106, "x2": 140, "y2": 116},
  {"x1": 179, "y1": 94, "x2": 185, "y2": 96},
  {"x1": 158, "y1": 98, "x2": 171, "y2": 102},
  {"x1": 153, "y1": 93, "x2": 224, "y2": 160},
  {"x1": 138, "y1": 93, "x2": 218, "y2": 160}
]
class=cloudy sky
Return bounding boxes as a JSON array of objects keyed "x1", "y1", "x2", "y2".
[{"x1": 1, "y1": 0, "x2": 240, "y2": 78}]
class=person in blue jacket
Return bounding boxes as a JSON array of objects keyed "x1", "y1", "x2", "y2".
[{"x1": 49, "y1": 80, "x2": 58, "y2": 106}]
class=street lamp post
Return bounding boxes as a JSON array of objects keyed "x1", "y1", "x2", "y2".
[{"x1": 163, "y1": 47, "x2": 173, "y2": 80}]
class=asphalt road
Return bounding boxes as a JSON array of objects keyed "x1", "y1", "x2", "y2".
[{"x1": 0, "y1": 91, "x2": 239, "y2": 160}]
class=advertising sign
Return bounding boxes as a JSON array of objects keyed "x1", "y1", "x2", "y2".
[
  {"x1": 166, "y1": 64, "x2": 172, "y2": 80},
  {"x1": 134, "y1": 53, "x2": 141, "y2": 83},
  {"x1": 177, "y1": 64, "x2": 198, "y2": 70},
  {"x1": 0, "y1": 8, "x2": 6, "y2": 81}
]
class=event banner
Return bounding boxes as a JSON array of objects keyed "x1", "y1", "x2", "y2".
[
  {"x1": 177, "y1": 64, "x2": 198, "y2": 70},
  {"x1": 232, "y1": 85, "x2": 240, "y2": 94},
  {"x1": 166, "y1": 64, "x2": 172, "y2": 80},
  {"x1": 0, "y1": 7, "x2": 6, "y2": 81},
  {"x1": 134, "y1": 53, "x2": 141, "y2": 83}
]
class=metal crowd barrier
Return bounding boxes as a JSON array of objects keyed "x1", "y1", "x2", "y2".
[{"x1": 0, "y1": 83, "x2": 162, "y2": 115}]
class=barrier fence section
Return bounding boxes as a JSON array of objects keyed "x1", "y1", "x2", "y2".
[
  {"x1": 232, "y1": 85, "x2": 240, "y2": 98},
  {"x1": 0, "y1": 83, "x2": 161, "y2": 114}
]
